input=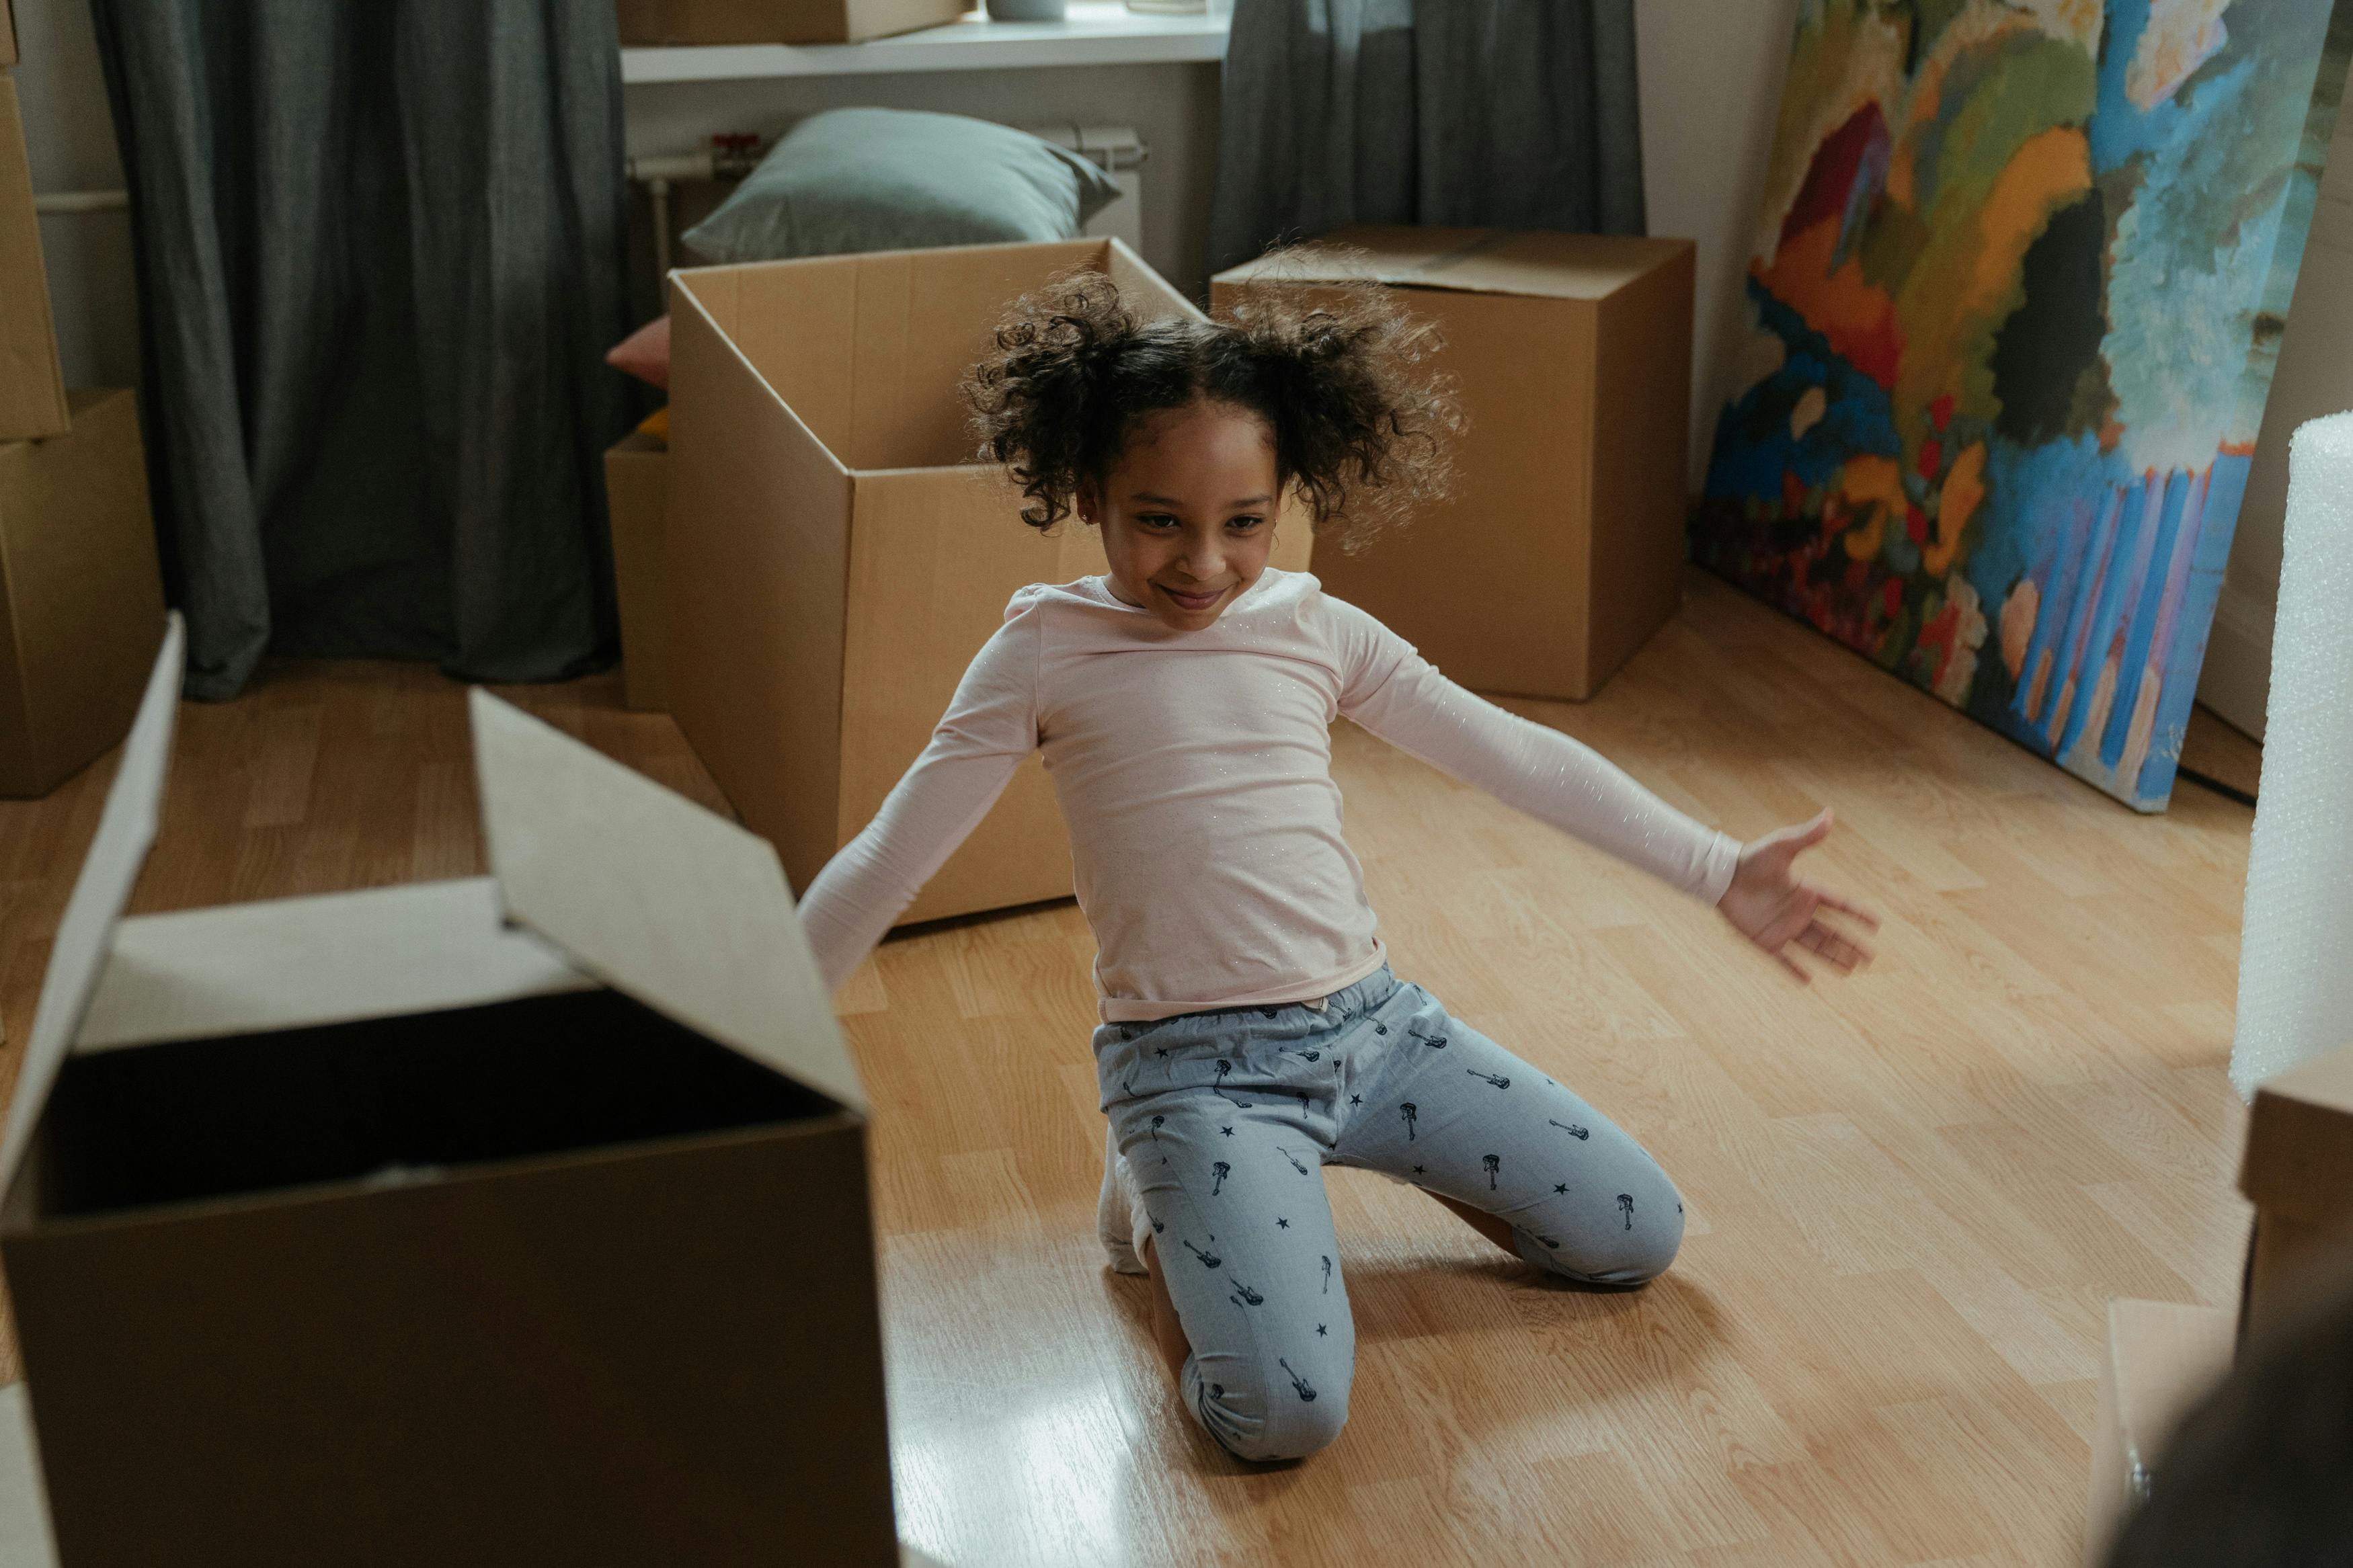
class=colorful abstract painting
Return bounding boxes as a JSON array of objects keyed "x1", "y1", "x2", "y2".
[{"x1": 1696, "y1": 0, "x2": 2352, "y2": 809}]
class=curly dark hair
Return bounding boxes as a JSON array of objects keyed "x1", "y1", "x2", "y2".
[{"x1": 962, "y1": 259, "x2": 1461, "y2": 548}]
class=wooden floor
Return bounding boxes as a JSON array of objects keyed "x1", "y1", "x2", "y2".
[{"x1": 0, "y1": 572, "x2": 2259, "y2": 1567}]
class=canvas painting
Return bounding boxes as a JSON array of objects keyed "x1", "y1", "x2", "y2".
[{"x1": 1696, "y1": 0, "x2": 2352, "y2": 809}]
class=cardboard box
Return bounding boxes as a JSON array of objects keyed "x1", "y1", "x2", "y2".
[
  {"x1": 2239, "y1": 1041, "x2": 2353, "y2": 1341},
  {"x1": 605, "y1": 430, "x2": 670, "y2": 712},
  {"x1": 666, "y1": 237, "x2": 1312, "y2": 925},
  {"x1": 0, "y1": 624, "x2": 900, "y2": 1567},
  {"x1": 1212, "y1": 226, "x2": 1695, "y2": 702},
  {"x1": 0, "y1": 388, "x2": 165, "y2": 797},
  {"x1": 2083, "y1": 1298, "x2": 2233, "y2": 1566},
  {"x1": 0, "y1": 77, "x2": 69, "y2": 442},
  {"x1": 616, "y1": 0, "x2": 969, "y2": 46}
]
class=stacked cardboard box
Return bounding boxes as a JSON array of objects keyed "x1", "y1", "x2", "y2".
[
  {"x1": 0, "y1": 69, "x2": 66, "y2": 438},
  {"x1": 1211, "y1": 227, "x2": 1696, "y2": 702},
  {"x1": 664, "y1": 237, "x2": 1311, "y2": 926},
  {"x1": 616, "y1": 0, "x2": 969, "y2": 46},
  {"x1": 0, "y1": 34, "x2": 165, "y2": 796},
  {"x1": 0, "y1": 626, "x2": 901, "y2": 1566},
  {"x1": 2238, "y1": 1041, "x2": 2353, "y2": 1340}
]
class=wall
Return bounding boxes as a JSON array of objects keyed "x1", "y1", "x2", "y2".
[
  {"x1": 2197, "y1": 90, "x2": 2353, "y2": 740},
  {"x1": 1635, "y1": 0, "x2": 1798, "y2": 495},
  {"x1": 11, "y1": 0, "x2": 138, "y2": 390}
]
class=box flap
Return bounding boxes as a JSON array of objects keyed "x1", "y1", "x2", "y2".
[
  {"x1": 2240, "y1": 1040, "x2": 2353, "y2": 1226},
  {"x1": 0, "y1": 1385, "x2": 56, "y2": 1567},
  {"x1": 2087, "y1": 1298, "x2": 2234, "y2": 1562},
  {"x1": 1212, "y1": 226, "x2": 1687, "y2": 301},
  {"x1": 76, "y1": 878, "x2": 596, "y2": 1054},
  {"x1": 467, "y1": 691, "x2": 866, "y2": 1113},
  {"x1": 0, "y1": 615, "x2": 182, "y2": 1188}
]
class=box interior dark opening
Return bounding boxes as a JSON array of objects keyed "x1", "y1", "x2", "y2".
[{"x1": 30, "y1": 989, "x2": 836, "y2": 1219}]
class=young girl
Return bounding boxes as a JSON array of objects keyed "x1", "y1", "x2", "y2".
[{"x1": 799, "y1": 270, "x2": 1878, "y2": 1464}]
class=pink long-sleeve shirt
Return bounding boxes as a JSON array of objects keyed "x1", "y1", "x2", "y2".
[{"x1": 799, "y1": 568, "x2": 1741, "y2": 1021}]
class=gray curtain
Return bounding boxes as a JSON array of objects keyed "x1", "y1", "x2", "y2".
[
  {"x1": 91, "y1": 1, "x2": 632, "y2": 701},
  {"x1": 1207, "y1": 0, "x2": 1647, "y2": 279}
]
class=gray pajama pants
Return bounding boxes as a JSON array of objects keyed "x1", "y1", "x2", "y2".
[{"x1": 1094, "y1": 964, "x2": 1683, "y2": 1462}]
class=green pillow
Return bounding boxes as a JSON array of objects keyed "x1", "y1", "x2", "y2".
[{"x1": 682, "y1": 108, "x2": 1124, "y2": 264}]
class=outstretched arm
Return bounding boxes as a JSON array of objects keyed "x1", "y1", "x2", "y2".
[
  {"x1": 1345, "y1": 651, "x2": 1743, "y2": 901},
  {"x1": 799, "y1": 616, "x2": 1040, "y2": 991},
  {"x1": 1337, "y1": 620, "x2": 1876, "y2": 979}
]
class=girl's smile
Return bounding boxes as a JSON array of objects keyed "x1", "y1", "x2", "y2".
[{"x1": 1080, "y1": 399, "x2": 1280, "y2": 632}]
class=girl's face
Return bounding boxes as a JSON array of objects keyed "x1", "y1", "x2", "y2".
[{"x1": 1081, "y1": 399, "x2": 1280, "y2": 632}]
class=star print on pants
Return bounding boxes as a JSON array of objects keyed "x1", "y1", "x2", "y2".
[
  {"x1": 1348, "y1": 1094, "x2": 1362, "y2": 1106},
  {"x1": 1554, "y1": 1184, "x2": 1568, "y2": 1194},
  {"x1": 1316, "y1": 1324, "x2": 1328, "y2": 1336},
  {"x1": 1220, "y1": 1126, "x2": 1234, "y2": 1137},
  {"x1": 1277, "y1": 1218, "x2": 1290, "y2": 1229},
  {"x1": 1412, "y1": 1164, "x2": 1425, "y2": 1175}
]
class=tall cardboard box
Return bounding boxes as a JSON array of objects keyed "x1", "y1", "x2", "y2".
[
  {"x1": 0, "y1": 75, "x2": 70, "y2": 441},
  {"x1": 616, "y1": 0, "x2": 968, "y2": 45},
  {"x1": 2083, "y1": 1298, "x2": 2234, "y2": 1566},
  {"x1": 605, "y1": 430, "x2": 670, "y2": 712},
  {"x1": 0, "y1": 625, "x2": 898, "y2": 1568},
  {"x1": 2239, "y1": 1041, "x2": 2353, "y2": 1341},
  {"x1": 0, "y1": 388, "x2": 166, "y2": 796},
  {"x1": 666, "y1": 237, "x2": 1312, "y2": 925},
  {"x1": 1212, "y1": 227, "x2": 1694, "y2": 702}
]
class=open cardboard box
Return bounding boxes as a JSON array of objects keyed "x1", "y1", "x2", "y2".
[
  {"x1": 2082, "y1": 1297, "x2": 2233, "y2": 1565},
  {"x1": 666, "y1": 237, "x2": 1311, "y2": 927},
  {"x1": 2239, "y1": 1040, "x2": 2353, "y2": 1342},
  {"x1": 0, "y1": 621, "x2": 898, "y2": 1567},
  {"x1": 1213, "y1": 227, "x2": 1693, "y2": 702}
]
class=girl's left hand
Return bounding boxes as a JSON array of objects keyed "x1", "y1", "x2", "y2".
[{"x1": 1716, "y1": 809, "x2": 1880, "y2": 983}]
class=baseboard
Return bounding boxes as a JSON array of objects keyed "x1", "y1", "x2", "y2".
[{"x1": 2196, "y1": 575, "x2": 2276, "y2": 741}]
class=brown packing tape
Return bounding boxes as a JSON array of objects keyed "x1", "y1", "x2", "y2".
[{"x1": 0, "y1": 77, "x2": 69, "y2": 441}]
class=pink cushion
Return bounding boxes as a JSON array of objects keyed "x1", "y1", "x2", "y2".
[{"x1": 606, "y1": 315, "x2": 671, "y2": 388}]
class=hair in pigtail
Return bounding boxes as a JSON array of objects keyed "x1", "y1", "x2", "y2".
[{"x1": 963, "y1": 248, "x2": 1461, "y2": 548}]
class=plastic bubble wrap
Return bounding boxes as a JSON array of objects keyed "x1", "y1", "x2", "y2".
[{"x1": 2232, "y1": 411, "x2": 2353, "y2": 1099}]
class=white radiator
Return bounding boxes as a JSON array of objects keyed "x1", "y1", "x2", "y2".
[{"x1": 1027, "y1": 124, "x2": 1148, "y2": 253}]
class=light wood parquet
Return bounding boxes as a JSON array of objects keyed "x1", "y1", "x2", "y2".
[{"x1": 0, "y1": 571, "x2": 2259, "y2": 1566}]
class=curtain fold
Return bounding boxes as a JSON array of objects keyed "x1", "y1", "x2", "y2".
[
  {"x1": 91, "y1": 1, "x2": 631, "y2": 700},
  {"x1": 1207, "y1": 0, "x2": 1647, "y2": 280}
]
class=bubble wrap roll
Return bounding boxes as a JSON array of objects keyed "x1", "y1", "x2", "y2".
[{"x1": 2231, "y1": 411, "x2": 2353, "y2": 1099}]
